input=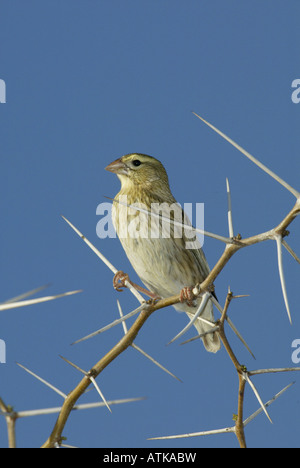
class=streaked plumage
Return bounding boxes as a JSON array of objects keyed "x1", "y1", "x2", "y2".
[{"x1": 105, "y1": 153, "x2": 220, "y2": 353}]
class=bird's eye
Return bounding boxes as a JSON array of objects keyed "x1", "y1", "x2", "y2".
[{"x1": 132, "y1": 160, "x2": 141, "y2": 167}]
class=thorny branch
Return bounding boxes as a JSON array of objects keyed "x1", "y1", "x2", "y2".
[
  {"x1": 42, "y1": 197, "x2": 299, "y2": 447},
  {"x1": 42, "y1": 115, "x2": 300, "y2": 448},
  {"x1": 1, "y1": 115, "x2": 299, "y2": 448},
  {"x1": 41, "y1": 305, "x2": 155, "y2": 448},
  {"x1": 0, "y1": 397, "x2": 17, "y2": 448},
  {"x1": 217, "y1": 292, "x2": 248, "y2": 448}
]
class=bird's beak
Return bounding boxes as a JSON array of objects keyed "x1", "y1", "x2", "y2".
[{"x1": 105, "y1": 158, "x2": 128, "y2": 175}]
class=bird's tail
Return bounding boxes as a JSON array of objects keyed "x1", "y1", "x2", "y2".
[{"x1": 186, "y1": 300, "x2": 221, "y2": 353}]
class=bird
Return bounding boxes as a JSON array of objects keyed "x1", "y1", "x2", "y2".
[{"x1": 105, "y1": 153, "x2": 220, "y2": 353}]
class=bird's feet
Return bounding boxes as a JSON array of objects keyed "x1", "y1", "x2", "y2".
[
  {"x1": 112, "y1": 270, "x2": 161, "y2": 300},
  {"x1": 113, "y1": 271, "x2": 130, "y2": 292},
  {"x1": 180, "y1": 286, "x2": 197, "y2": 307}
]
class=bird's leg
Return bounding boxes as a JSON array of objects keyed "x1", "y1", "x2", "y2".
[
  {"x1": 113, "y1": 270, "x2": 160, "y2": 299},
  {"x1": 180, "y1": 286, "x2": 197, "y2": 307}
]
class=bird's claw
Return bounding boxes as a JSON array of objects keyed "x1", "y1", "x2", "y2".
[
  {"x1": 113, "y1": 271, "x2": 161, "y2": 300},
  {"x1": 180, "y1": 286, "x2": 197, "y2": 307},
  {"x1": 113, "y1": 270, "x2": 130, "y2": 292}
]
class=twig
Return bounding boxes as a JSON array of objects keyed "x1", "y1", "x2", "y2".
[
  {"x1": 0, "y1": 398, "x2": 17, "y2": 448},
  {"x1": 249, "y1": 367, "x2": 300, "y2": 376},
  {"x1": 236, "y1": 375, "x2": 247, "y2": 448},
  {"x1": 217, "y1": 291, "x2": 247, "y2": 447}
]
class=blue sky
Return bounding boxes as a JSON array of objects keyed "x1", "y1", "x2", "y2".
[{"x1": 0, "y1": 1, "x2": 300, "y2": 448}]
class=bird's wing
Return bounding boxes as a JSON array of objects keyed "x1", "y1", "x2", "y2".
[{"x1": 153, "y1": 197, "x2": 211, "y2": 282}]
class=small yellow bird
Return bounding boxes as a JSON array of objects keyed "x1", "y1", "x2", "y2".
[{"x1": 105, "y1": 153, "x2": 220, "y2": 353}]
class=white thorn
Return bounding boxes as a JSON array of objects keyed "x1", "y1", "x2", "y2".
[
  {"x1": 275, "y1": 235, "x2": 292, "y2": 324},
  {"x1": 243, "y1": 373, "x2": 272, "y2": 423},
  {"x1": 71, "y1": 303, "x2": 147, "y2": 345},
  {"x1": 0, "y1": 290, "x2": 81, "y2": 312},
  {"x1": 16, "y1": 363, "x2": 67, "y2": 399},
  {"x1": 226, "y1": 178, "x2": 234, "y2": 238},
  {"x1": 193, "y1": 112, "x2": 300, "y2": 199},
  {"x1": 62, "y1": 215, "x2": 144, "y2": 303},
  {"x1": 167, "y1": 292, "x2": 211, "y2": 345}
]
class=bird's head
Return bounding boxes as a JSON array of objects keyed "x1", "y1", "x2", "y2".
[{"x1": 105, "y1": 153, "x2": 171, "y2": 195}]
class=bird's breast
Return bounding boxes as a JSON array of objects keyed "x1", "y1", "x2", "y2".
[{"x1": 112, "y1": 199, "x2": 207, "y2": 298}]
